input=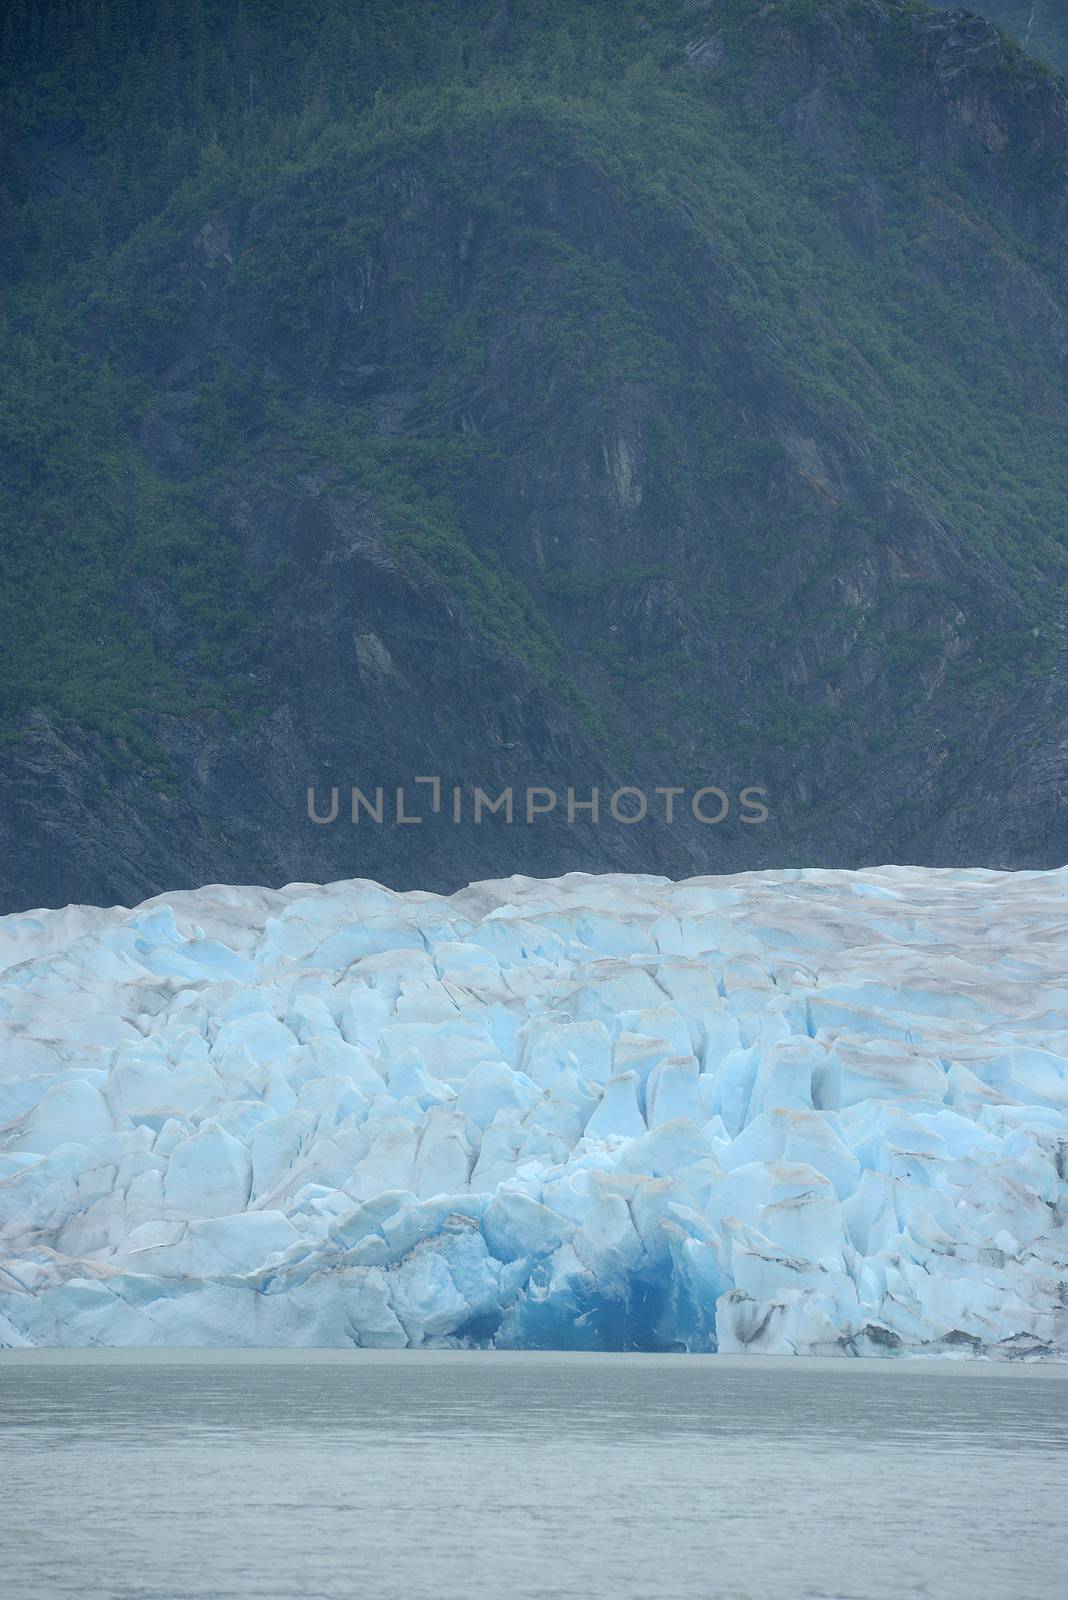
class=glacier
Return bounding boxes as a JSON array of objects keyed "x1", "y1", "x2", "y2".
[{"x1": 0, "y1": 867, "x2": 1066, "y2": 1356}]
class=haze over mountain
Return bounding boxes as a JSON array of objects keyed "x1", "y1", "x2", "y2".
[{"x1": 2, "y1": 0, "x2": 1068, "y2": 912}]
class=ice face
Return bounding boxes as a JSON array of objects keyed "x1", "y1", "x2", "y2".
[{"x1": 0, "y1": 867, "x2": 1066, "y2": 1355}]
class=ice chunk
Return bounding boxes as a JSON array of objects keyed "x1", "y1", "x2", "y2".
[
  {"x1": 163, "y1": 1129, "x2": 252, "y2": 1219},
  {"x1": 584, "y1": 1072, "x2": 647, "y2": 1141}
]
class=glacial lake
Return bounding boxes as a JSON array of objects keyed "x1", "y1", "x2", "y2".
[{"x1": 1, "y1": 1351, "x2": 1066, "y2": 1600}]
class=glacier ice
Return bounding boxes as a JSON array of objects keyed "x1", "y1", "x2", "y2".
[{"x1": 0, "y1": 867, "x2": 1066, "y2": 1356}]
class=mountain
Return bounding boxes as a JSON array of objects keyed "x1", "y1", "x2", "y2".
[
  {"x1": 933, "y1": 1, "x2": 1068, "y2": 74},
  {"x1": 3, "y1": 0, "x2": 1068, "y2": 913}
]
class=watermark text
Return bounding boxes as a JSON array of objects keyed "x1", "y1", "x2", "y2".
[{"x1": 306, "y1": 779, "x2": 769, "y2": 827}]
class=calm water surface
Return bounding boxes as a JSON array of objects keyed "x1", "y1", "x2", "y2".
[{"x1": 2, "y1": 1351, "x2": 1066, "y2": 1600}]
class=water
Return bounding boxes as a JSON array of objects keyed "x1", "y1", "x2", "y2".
[{"x1": 2, "y1": 1351, "x2": 1066, "y2": 1600}]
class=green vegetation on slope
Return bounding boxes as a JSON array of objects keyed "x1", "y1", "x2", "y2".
[{"x1": 1, "y1": 0, "x2": 1066, "y2": 755}]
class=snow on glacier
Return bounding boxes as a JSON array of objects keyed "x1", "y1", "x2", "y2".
[{"x1": 0, "y1": 867, "x2": 1066, "y2": 1355}]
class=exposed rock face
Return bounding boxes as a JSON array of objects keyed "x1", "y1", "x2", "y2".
[
  {"x1": 932, "y1": 1, "x2": 1068, "y2": 77},
  {"x1": 2, "y1": 1, "x2": 1068, "y2": 911}
]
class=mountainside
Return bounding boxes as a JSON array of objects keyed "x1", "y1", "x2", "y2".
[
  {"x1": 933, "y1": 1, "x2": 1068, "y2": 73},
  {"x1": 3, "y1": 0, "x2": 1068, "y2": 912}
]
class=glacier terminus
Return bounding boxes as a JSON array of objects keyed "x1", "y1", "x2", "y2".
[{"x1": 0, "y1": 868, "x2": 1066, "y2": 1356}]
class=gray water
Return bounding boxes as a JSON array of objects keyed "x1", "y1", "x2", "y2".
[{"x1": 2, "y1": 1352, "x2": 1066, "y2": 1600}]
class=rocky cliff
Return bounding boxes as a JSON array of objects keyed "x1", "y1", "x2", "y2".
[{"x1": 933, "y1": 1, "x2": 1068, "y2": 74}]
